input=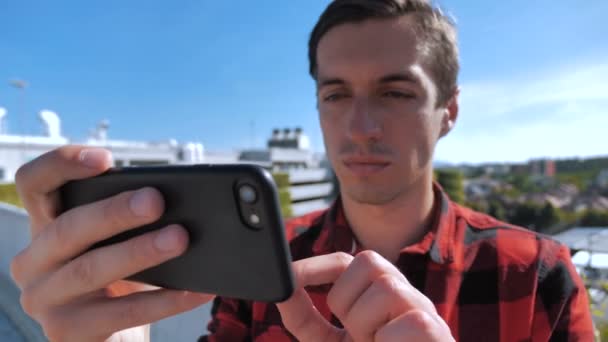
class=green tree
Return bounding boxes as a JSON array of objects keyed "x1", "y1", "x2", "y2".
[
  {"x1": 536, "y1": 203, "x2": 560, "y2": 233},
  {"x1": 580, "y1": 210, "x2": 608, "y2": 227},
  {"x1": 435, "y1": 169, "x2": 465, "y2": 204},
  {"x1": 0, "y1": 183, "x2": 22, "y2": 207},
  {"x1": 466, "y1": 200, "x2": 487, "y2": 213},
  {"x1": 506, "y1": 174, "x2": 541, "y2": 193},
  {"x1": 508, "y1": 202, "x2": 542, "y2": 231},
  {"x1": 272, "y1": 172, "x2": 293, "y2": 218},
  {"x1": 507, "y1": 202, "x2": 562, "y2": 232},
  {"x1": 488, "y1": 200, "x2": 507, "y2": 221}
]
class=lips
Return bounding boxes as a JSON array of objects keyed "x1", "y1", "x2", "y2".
[{"x1": 342, "y1": 157, "x2": 390, "y2": 177}]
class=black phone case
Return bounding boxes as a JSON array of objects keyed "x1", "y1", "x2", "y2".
[{"x1": 60, "y1": 164, "x2": 294, "y2": 302}]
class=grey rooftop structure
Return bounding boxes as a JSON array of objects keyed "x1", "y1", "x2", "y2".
[{"x1": 553, "y1": 227, "x2": 608, "y2": 254}]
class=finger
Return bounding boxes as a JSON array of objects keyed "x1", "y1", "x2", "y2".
[
  {"x1": 276, "y1": 252, "x2": 354, "y2": 342},
  {"x1": 374, "y1": 309, "x2": 450, "y2": 342},
  {"x1": 47, "y1": 289, "x2": 213, "y2": 341},
  {"x1": 276, "y1": 288, "x2": 344, "y2": 342},
  {"x1": 15, "y1": 145, "x2": 113, "y2": 234},
  {"x1": 291, "y1": 252, "x2": 354, "y2": 287},
  {"x1": 341, "y1": 273, "x2": 412, "y2": 341},
  {"x1": 11, "y1": 187, "x2": 164, "y2": 285},
  {"x1": 33, "y1": 225, "x2": 188, "y2": 308},
  {"x1": 327, "y1": 251, "x2": 407, "y2": 321}
]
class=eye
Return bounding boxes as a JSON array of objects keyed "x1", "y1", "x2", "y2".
[
  {"x1": 323, "y1": 93, "x2": 349, "y2": 102},
  {"x1": 382, "y1": 91, "x2": 415, "y2": 99}
]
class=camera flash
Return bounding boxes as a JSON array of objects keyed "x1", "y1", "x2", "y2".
[{"x1": 250, "y1": 213, "x2": 260, "y2": 224}]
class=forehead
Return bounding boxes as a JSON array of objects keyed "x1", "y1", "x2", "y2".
[{"x1": 316, "y1": 16, "x2": 423, "y2": 81}]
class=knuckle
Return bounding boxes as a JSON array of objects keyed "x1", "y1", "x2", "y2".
[
  {"x1": 15, "y1": 147, "x2": 63, "y2": 192},
  {"x1": 404, "y1": 310, "x2": 436, "y2": 334},
  {"x1": 46, "y1": 215, "x2": 71, "y2": 248},
  {"x1": 374, "y1": 273, "x2": 402, "y2": 294},
  {"x1": 55, "y1": 144, "x2": 76, "y2": 159},
  {"x1": 127, "y1": 234, "x2": 157, "y2": 266},
  {"x1": 14, "y1": 163, "x2": 31, "y2": 191},
  {"x1": 102, "y1": 194, "x2": 133, "y2": 228},
  {"x1": 67, "y1": 256, "x2": 97, "y2": 288},
  {"x1": 294, "y1": 259, "x2": 312, "y2": 286},
  {"x1": 333, "y1": 251, "x2": 353, "y2": 267},
  {"x1": 355, "y1": 250, "x2": 383, "y2": 269}
]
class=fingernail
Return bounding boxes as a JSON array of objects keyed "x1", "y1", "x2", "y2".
[
  {"x1": 154, "y1": 226, "x2": 183, "y2": 252},
  {"x1": 129, "y1": 188, "x2": 155, "y2": 217},
  {"x1": 79, "y1": 149, "x2": 111, "y2": 168}
]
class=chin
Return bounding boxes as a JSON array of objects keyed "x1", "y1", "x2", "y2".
[{"x1": 344, "y1": 186, "x2": 402, "y2": 205}]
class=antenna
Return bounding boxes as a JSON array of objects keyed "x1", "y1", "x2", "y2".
[
  {"x1": 9, "y1": 79, "x2": 27, "y2": 135},
  {"x1": 9, "y1": 79, "x2": 28, "y2": 162}
]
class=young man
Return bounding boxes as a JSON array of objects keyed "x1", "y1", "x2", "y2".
[
  {"x1": 10, "y1": 0, "x2": 593, "y2": 341},
  {"x1": 203, "y1": 0, "x2": 594, "y2": 340}
]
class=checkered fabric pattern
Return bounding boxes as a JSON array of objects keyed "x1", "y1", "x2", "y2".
[{"x1": 200, "y1": 184, "x2": 594, "y2": 341}]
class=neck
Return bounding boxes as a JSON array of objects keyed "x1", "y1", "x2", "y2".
[{"x1": 341, "y1": 173, "x2": 436, "y2": 263}]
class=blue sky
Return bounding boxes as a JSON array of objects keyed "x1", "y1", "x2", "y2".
[{"x1": 1, "y1": 0, "x2": 607, "y2": 164}]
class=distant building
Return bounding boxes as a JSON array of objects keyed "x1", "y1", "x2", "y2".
[
  {"x1": 464, "y1": 178, "x2": 504, "y2": 200},
  {"x1": 0, "y1": 108, "x2": 329, "y2": 183},
  {"x1": 597, "y1": 169, "x2": 608, "y2": 188},
  {"x1": 529, "y1": 158, "x2": 555, "y2": 178},
  {"x1": 239, "y1": 127, "x2": 323, "y2": 171},
  {"x1": 0, "y1": 108, "x2": 215, "y2": 183},
  {"x1": 267, "y1": 127, "x2": 310, "y2": 150},
  {"x1": 0, "y1": 106, "x2": 337, "y2": 218},
  {"x1": 569, "y1": 195, "x2": 608, "y2": 213},
  {"x1": 481, "y1": 163, "x2": 511, "y2": 176}
]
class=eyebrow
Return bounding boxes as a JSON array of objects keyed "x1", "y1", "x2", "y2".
[
  {"x1": 378, "y1": 72, "x2": 420, "y2": 85},
  {"x1": 317, "y1": 77, "x2": 345, "y2": 88},
  {"x1": 317, "y1": 71, "x2": 421, "y2": 89}
]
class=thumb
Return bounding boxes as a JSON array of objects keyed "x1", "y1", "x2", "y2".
[
  {"x1": 277, "y1": 288, "x2": 345, "y2": 342},
  {"x1": 276, "y1": 252, "x2": 355, "y2": 342}
]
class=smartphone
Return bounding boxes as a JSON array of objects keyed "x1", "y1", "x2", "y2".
[{"x1": 59, "y1": 164, "x2": 295, "y2": 302}]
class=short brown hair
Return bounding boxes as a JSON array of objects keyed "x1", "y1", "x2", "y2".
[{"x1": 308, "y1": 0, "x2": 459, "y2": 106}]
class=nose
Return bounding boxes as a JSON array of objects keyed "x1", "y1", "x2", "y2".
[{"x1": 347, "y1": 97, "x2": 382, "y2": 143}]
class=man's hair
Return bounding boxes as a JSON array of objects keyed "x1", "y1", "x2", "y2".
[{"x1": 308, "y1": 0, "x2": 459, "y2": 106}]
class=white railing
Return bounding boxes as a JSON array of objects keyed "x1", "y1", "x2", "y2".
[{"x1": 287, "y1": 168, "x2": 335, "y2": 217}]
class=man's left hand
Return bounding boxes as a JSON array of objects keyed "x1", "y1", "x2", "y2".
[{"x1": 277, "y1": 251, "x2": 454, "y2": 342}]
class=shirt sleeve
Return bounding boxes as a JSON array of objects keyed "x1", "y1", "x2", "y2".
[
  {"x1": 532, "y1": 243, "x2": 595, "y2": 341},
  {"x1": 198, "y1": 296, "x2": 252, "y2": 342}
]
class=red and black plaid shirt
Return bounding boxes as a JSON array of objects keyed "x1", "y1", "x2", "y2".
[{"x1": 200, "y1": 184, "x2": 594, "y2": 341}]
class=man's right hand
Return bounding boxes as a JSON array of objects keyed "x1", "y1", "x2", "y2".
[{"x1": 9, "y1": 145, "x2": 214, "y2": 342}]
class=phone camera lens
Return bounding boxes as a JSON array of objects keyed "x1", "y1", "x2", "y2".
[
  {"x1": 239, "y1": 184, "x2": 257, "y2": 204},
  {"x1": 250, "y1": 213, "x2": 260, "y2": 224}
]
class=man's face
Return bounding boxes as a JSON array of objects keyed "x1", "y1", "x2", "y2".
[{"x1": 316, "y1": 16, "x2": 456, "y2": 205}]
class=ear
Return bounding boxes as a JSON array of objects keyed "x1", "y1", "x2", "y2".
[{"x1": 439, "y1": 87, "x2": 459, "y2": 138}]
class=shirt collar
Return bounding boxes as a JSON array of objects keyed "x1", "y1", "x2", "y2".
[{"x1": 312, "y1": 182, "x2": 456, "y2": 264}]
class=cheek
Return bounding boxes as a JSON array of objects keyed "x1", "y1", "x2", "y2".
[
  {"x1": 386, "y1": 113, "x2": 436, "y2": 155},
  {"x1": 319, "y1": 110, "x2": 343, "y2": 140}
]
